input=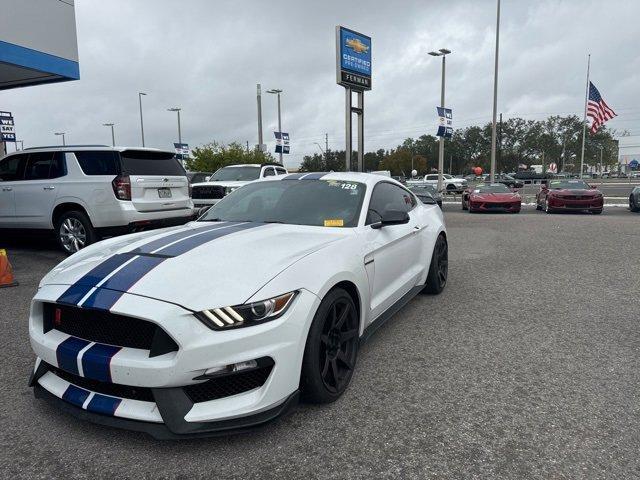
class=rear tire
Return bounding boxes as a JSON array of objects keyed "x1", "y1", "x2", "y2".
[
  {"x1": 423, "y1": 234, "x2": 448, "y2": 295},
  {"x1": 591, "y1": 209, "x2": 602, "y2": 215},
  {"x1": 630, "y1": 196, "x2": 640, "y2": 212},
  {"x1": 301, "y1": 288, "x2": 359, "y2": 403},
  {"x1": 54, "y1": 210, "x2": 97, "y2": 255}
]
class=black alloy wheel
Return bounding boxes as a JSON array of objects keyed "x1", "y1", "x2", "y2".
[
  {"x1": 301, "y1": 288, "x2": 359, "y2": 403},
  {"x1": 423, "y1": 234, "x2": 448, "y2": 294}
]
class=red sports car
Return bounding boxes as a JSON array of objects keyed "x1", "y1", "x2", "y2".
[
  {"x1": 462, "y1": 183, "x2": 521, "y2": 213},
  {"x1": 536, "y1": 179, "x2": 603, "y2": 214}
]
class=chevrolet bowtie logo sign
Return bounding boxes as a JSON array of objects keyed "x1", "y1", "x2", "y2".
[{"x1": 345, "y1": 37, "x2": 369, "y2": 54}]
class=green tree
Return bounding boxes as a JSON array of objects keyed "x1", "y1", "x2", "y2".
[{"x1": 185, "y1": 142, "x2": 275, "y2": 172}]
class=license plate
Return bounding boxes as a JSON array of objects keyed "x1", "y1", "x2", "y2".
[{"x1": 158, "y1": 188, "x2": 172, "y2": 198}]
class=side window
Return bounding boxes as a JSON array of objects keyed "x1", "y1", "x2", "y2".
[
  {"x1": 74, "y1": 151, "x2": 119, "y2": 175},
  {"x1": 0, "y1": 154, "x2": 27, "y2": 181},
  {"x1": 263, "y1": 167, "x2": 276, "y2": 177},
  {"x1": 276, "y1": 168, "x2": 287, "y2": 175},
  {"x1": 366, "y1": 183, "x2": 414, "y2": 224},
  {"x1": 426, "y1": 175, "x2": 437, "y2": 181},
  {"x1": 25, "y1": 152, "x2": 56, "y2": 180}
]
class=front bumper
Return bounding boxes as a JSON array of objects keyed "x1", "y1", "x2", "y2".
[
  {"x1": 469, "y1": 201, "x2": 521, "y2": 212},
  {"x1": 548, "y1": 197, "x2": 603, "y2": 211},
  {"x1": 29, "y1": 284, "x2": 320, "y2": 438}
]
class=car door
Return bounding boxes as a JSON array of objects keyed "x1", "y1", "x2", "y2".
[
  {"x1": 0, "y1": 154, "x2": 27, "y2": 225},
  {"x1": 363, "y1": 182, "x2": 423, "y2": 321},
  {"x1": 13, "y1": 152, "x2": 64, "y2": 228}
]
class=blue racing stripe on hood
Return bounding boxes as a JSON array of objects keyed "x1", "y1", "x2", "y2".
[
  {"x1": 130, "y1": 222, "x2": 228, "y2": 254},
  {"x1": 75, "y1": 222, "x2": 267, "y2": 310},
  {"x1": 156, "y1": 222, "x2": 261, "y2": 256},
  {"x1": 57, "y1": 254, "x2": 133, "y2": 303}
]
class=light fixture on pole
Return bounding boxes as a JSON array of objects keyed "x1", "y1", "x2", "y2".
[
  {"x1": 54, "y1": 132, "x2": 66, "y2": 146},
  {"x1": 167, "y1": 107, "x2": 182, "y2": 146},
  {"x1": 428, "y1": 48, "x2": 452, "y2": 193},
  {"x1": 103, "y1": 123, "x2": 115, "y2": 146},
  {"x1": 266, "y1": 88, "x2": 283, "y2": 164},
  {"x1": 138, "y1": 92, "x2": 147, "y2": 147},
  {"x1": 489, "y1": 0, "x2": 501, "y2": 183}
]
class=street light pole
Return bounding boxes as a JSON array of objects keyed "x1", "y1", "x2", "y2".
[
  {"x1": 266, "y1": 89, "x2": 283, "y2": 164},
  {"x1": 103, "y1": 123, "x2": 115, "y2": 146},
  {"x1": 167, "y1": 108, "x2": 182, "y2": 145},
  {"x1": 490, "y1": 0, "x2": 501, "y2": 183},
  {"x1": 428, "y1": 48, "x2": 451, "y2": 193},
  {"x1": 54, "y1": 132, "x2": 66, "y2": 146},
  {"x1": 138, "y1": 92, "x2": 147, "y2": 147}
]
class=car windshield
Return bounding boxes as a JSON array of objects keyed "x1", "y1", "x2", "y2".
[
  {"x1": 199, "y1": 179, "x2": 366, "y2": 227},
  {"x1": 549, "y1": 180, "x2": 590, "y2": 190},
  {"x1": 474, "y1": 183, "x2": 510, "y2": 193},
  {"x1": 209, "y1": 166, "x2": 261, "y2": 181}
]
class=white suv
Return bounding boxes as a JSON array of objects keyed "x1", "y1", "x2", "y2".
[
  {"x1": 191, "y1": 163, "x2": 288, "y2": 208},
  {"x1": 0, "y1": 146, "x2": 194, "y2": 253},
  {"x1": 407, "y1": 174, "x2": 467, "y2": 193}
]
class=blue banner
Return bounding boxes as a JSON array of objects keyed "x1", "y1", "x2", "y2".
[{"x1": 436, "y1": 107, "x2": 453, "y2": 138}]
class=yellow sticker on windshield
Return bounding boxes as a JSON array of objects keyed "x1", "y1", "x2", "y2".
[{"x1": 324, "y1": 219, "x2": 344, "y2": 227}]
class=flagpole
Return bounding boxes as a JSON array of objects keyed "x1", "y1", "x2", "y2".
[{"x1": 579, "y1": 53, "x2": 590, "y2": 179}]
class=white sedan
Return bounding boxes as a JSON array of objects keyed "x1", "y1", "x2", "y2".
[{"x1": 28, "y1": 172, "x2": 448, "y2": 438}]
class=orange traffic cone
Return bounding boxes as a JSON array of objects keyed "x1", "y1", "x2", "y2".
[{"x1": 0, "y1": 249, "x2": 18, "y2": 288}]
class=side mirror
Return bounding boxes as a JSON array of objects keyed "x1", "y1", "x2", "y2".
[
  {"x1": 590, "y1": 184, "x2": 597, "y2": 189},
  {"x1": 204, "y1": 176, "x2": 211, "y2": 182},
  {"x1": 371, "y1": 209, "x2": 410, "y2": 229}
]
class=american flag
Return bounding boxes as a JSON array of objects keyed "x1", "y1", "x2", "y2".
[{"x1": 587, "y1": 82, "x2": 616, "y2": 133}]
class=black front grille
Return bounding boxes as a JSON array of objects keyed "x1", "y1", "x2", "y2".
[
  {"x1": 183, "y1": 365, "x2": 273, "y2": 403},
  {"x1": 43, "y1": 303, "x2": 178, "y2": 356},
  {"x1": 486, "y1": 203, "x2": 507, "y2": 209},
  {"x1": 49, "y1": 364, "x2": 155, "y2": 402},
  {"x1": 192, "y1": 185, "x2": 224, "y2": 199}
]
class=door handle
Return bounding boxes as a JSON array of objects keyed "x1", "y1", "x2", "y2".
[
  {"x1": 1, "y1": 187, "x2": 12, "y2": 191},
  {"x1": 43, "y1": 186, "x2": 56, "y2": 190}
]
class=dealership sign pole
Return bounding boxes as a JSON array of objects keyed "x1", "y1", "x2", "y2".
[{"x1": 336, "y1": 26, "x2": 371, "y2": 172}]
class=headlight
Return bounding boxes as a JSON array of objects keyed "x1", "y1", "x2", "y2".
[
  {"x1": 224, "y1": 186, "x2": 238, "y2": 195},
  {"x1": 195, "y1": 291, "x2": 297, "y2": 330}
]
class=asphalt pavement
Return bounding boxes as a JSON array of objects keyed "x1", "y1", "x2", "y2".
[{"x1": 1, "y1": 206, "x2": 639, "y2": 479}]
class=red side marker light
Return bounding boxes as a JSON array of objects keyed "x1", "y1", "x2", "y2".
[{"x1": 54, "y1": 308, "x2": 62, "y2": 327}]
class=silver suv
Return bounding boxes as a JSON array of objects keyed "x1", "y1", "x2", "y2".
[{"x1": 0, "y1": 146, "x2": 194, "y2": 253}]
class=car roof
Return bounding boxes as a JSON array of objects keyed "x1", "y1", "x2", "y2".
[
  {"x1": 277, "y1": 171, "x2": 407, "y2": 188},
  {"x1": 220, "y1": 163, "x2": 286, "y2": 168},
  {"x1": 15, "y1": 146, "x2": 175, "y2": 155}
]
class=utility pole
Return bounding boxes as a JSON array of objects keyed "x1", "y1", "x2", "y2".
[
  {"x1": 498, "y1": 112, "x2": 502, "y2": 171},
  {"x1": 55, "y1": 132, "x2": 66, "y2": 146},
  {"x1": 256, "y1": 84, "x2": 264, "y2": 151},
  {"x1": 246, "y1": 141, "x2": 249, "y2": 153},
  {"x1": 490, "y1": 0, "x2": 501, "y2": 183},
  {"x1": 325, "y1": 133, "x2": 329, "y2": 165},
  {"x1": 449, "y1": 155, "x2": 453, "y2": 175}
]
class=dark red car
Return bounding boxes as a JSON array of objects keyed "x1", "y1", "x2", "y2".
[
  {"x1": 462, "y1": 183, "x2": 521, "y2": 213},
  {"x1": 536, "y1": 179, "x2": 603, "y2": 214}
]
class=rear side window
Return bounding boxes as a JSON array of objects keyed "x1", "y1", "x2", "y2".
[
  {"x1": 24, "y1": 152, "x2": 66, "y2": 180},
  {"x1": 75, "y1": 151, "x2": 120, "y2": 176},
  {"x1": 0, "y1": 154, "x2": 27, "y2": 180},
  {"x1": 119, "y1": 150, "x2": 186, "y2": 176}
]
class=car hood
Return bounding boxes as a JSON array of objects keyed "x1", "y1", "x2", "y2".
[
  {"x1": 42, "y1": 222, "x2": 350, "y2": 312},
  {"x1": 549, "y1": 189, "x2": 600, "y2": 196},
  {"x1": 470, "y1": 192, "x2": 520, "y2": 201},
  {"x1": 191, "y1": 180, "x2": 251, "y2": 188}
]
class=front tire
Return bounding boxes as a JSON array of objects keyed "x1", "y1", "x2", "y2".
[
  {"x1": 54, "y1": 210, "x2": 97, "y2": 255},
  {"x1": 423, "y1": 234, "x2": 448, "y2": 295},
  {"x1": 630, "y1": 195, "x2": 640, "y2": 212},
  {"x1": 301, "y1": 288, "x2": 359, "y2": 403}
]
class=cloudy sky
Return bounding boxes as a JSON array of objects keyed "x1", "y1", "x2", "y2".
[{"x1": 3, "y1": 0, "x2": 640, "y2": 167}]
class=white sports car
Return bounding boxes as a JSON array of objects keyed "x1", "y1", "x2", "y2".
[{"x1": 28, "y1": 172, "x2": 448, "y2": 438}]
